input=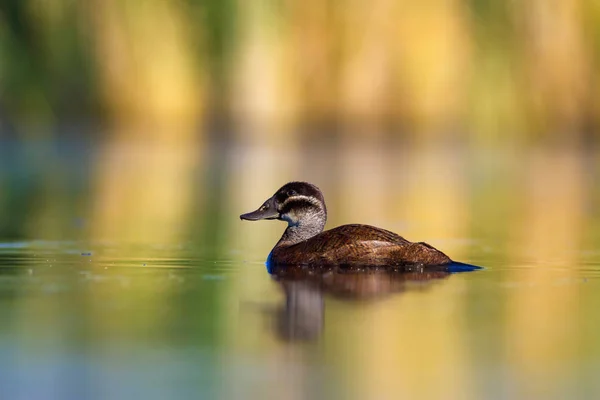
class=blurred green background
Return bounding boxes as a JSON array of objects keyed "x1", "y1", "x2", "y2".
[
  {"x1": 1, "y1": 2, "x2": 600, "y2": 399},
  {"x1": 1, "y1": 0, "x2": 599, "y2": 140}
]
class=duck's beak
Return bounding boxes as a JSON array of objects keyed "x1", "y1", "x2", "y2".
[{"x1": 240, "y1": 196, "x2": 279, "y2": 221}]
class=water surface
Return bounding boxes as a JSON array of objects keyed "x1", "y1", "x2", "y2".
[{"x1": 1, "y1": 140, "x2": 599, "y2": 399}]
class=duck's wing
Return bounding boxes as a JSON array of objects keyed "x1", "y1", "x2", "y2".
[
  {"x1": 327, "y1": 224, "x2": 411, "y2": 245},
  {"x1": 278, "y1": 224, "x2": 451, "y2": 267}
]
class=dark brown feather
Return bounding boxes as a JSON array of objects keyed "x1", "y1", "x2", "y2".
[{"x1": 271, "y1": 224, "x2": 452, "y2": 268}]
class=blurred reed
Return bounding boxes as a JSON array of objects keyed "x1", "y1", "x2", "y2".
[{"x1": 0, "y1": 0, "x2": 598, "y2": 141}]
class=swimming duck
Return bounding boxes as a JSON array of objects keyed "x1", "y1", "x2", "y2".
[{"x1": 240, "y1": 182, "x2": 470, "y2": 271}]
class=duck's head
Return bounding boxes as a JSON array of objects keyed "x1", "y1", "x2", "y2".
[{"x1": 240, "y1": 182, "x2": 327, "y2": 227}]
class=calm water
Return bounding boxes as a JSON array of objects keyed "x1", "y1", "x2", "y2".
[{"x1": 1, "y1": 139, "x2": 599, "y2": 399}]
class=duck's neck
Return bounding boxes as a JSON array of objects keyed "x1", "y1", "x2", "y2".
[{"x1": 277, "y1": 209, "x2": 327, "y2": 247}]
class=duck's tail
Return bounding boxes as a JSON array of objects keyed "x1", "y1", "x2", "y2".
[{"x1": 446, "y1": 261, "x2": 484, "y2": 273}]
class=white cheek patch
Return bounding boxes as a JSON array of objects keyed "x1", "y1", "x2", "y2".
[
  {"x1": 281, "y1": 211, "x2": 299, "y2": 226},
  {"x1": 281, "y1": 195, "x2": 322, "y2": 209}
]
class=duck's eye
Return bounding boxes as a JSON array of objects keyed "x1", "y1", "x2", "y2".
[
  {"x1": 260, "y1": 204, "x2": 268, "y2": 211},
  {"x1": 287, "y1": 190, "x2": 297, "y2": 197}
]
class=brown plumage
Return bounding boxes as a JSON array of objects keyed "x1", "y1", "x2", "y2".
[
  {"x1": 241, "y1": 181, "x2": 454, "y2": 270},
  {"x1": 271, "y1": 224, "x2": 451, "y2": 268}
]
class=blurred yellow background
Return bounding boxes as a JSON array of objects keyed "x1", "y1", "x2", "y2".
[
  {"x1": 1, "y1": 0, "x2": 599, "y2": 140},
  {"x1": 2, "y1": 0, "x2": 599, "y2": 245}
]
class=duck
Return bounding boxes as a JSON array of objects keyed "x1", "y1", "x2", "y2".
[{"x1": 240, "y1": 181, "x2": 479, "y2": 272}]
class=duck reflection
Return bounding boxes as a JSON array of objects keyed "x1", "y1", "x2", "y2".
[{"x1": 270, "y1": 265, "x2": 450, "y2": 341}]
